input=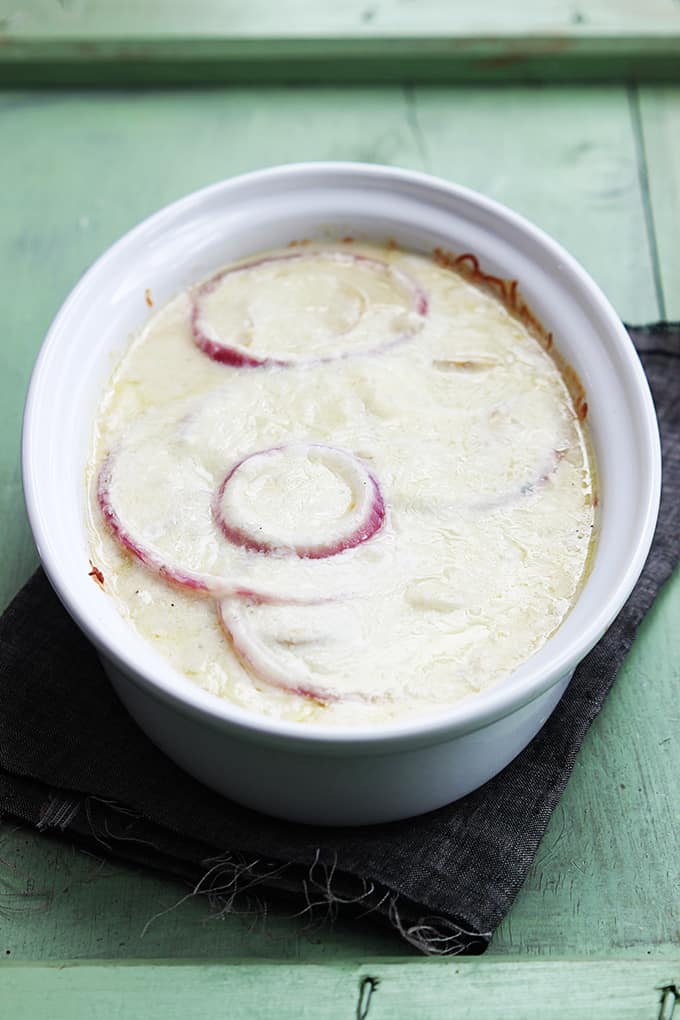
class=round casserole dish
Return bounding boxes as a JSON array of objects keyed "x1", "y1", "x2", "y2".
[{"x1": 22, "y1": 163, "x2": 661, "y2": 825}]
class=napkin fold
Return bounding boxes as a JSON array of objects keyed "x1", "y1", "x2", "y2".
[{"x1": 1, "y1": 324, "x2": 678, "y2": 955}]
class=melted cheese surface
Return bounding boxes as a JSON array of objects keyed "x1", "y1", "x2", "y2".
[{"x1": 88, "y1": 243, "x2": 596, "y2": 726}]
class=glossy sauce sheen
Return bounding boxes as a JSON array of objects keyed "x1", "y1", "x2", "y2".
[{"x1": 88, "y1": 243, "x2": 596, "y2": 726}]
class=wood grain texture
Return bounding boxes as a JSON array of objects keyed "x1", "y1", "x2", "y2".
[
  {"x1": 2, "y1": 959, "x2": 679, "y2": 1018},
  {"x1": 1, "y1": 0, "x2": 680, "y2": 83},
  {"x1": 0, "y1": 85, "x2": 678, "y2": 973},
  {"x1": 6, "y1": 0, "x2": 680, "y2": 37},
  {"x1": 490, "y1": 569, "x2": 680, "y2": 958},
  {"x1": 638, "y1": 86, "x2": 680, "y2": 319},
  {"x1": 408, "y1": 85, "x2": 659, "y2": 324}
]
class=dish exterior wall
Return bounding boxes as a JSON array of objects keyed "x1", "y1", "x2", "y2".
[{"x1": 104, "y1": 655, "x2": 573, "y2": 825}]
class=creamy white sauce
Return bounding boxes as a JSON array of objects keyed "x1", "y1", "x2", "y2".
[{"x1": 88, "y1": 242, "x2": 596, "y2": 726}]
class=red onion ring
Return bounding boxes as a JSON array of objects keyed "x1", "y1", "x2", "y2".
[
  {"x1": 191, "y1": 250, "x2": 428, "y2": 369},
  {"x1": 97, "y1": 456, "x2": 213, "y2": 595},
  {"x1": 219, "y1": 598, "x2": 376, "y2": 705},
  {"x1": 213, "y1": 443, "x2": 385, "y2": 559},
  {"x1": 97, "y1": 454, "x2": 341, "y2": 605},
  {"x1": 218, "y1": 600, "x2": 337, "y2": 704}
]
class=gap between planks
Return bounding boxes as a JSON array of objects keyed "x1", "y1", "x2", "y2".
[{"x1": 628, "y1": 83, "x2": 667, "y2": 321}]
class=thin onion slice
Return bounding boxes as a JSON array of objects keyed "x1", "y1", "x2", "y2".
[
  {"x1": 191, "y1": 250, "x2": 428, "y2": 368},
  {"x1": 219, "y1": 598, "x2": 366, "y2": 705},
  {"x1": 213, "y1": 443, "x2": 385, "y2": 559},
  {"x1": 97, "y1": 455, "x2": 213, "y2": 595}
]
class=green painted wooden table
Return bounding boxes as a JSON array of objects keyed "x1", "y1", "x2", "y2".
[{"x1": 1, "y1": 5, "x2": 679, "y2": 1017}]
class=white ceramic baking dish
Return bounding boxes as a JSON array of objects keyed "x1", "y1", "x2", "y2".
[{"x1": 22, "y1": 163, "x2": 661, "y2": 825}]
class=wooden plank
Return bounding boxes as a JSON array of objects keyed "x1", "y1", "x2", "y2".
[
  {"x1": 638, "y1": 86, "x2": 680, "y2": 320},
  {"x1": 409, "y1": 85, "x2": 659, "y2": 324},
  {"x1": 1, "y1": 0, "x2": 680, "y2": 84},
  {"x1": 1, "y1": 959, "x2": 679, "y2": 1019},
  {"x1": 3, "y1": 49, "x2": 680, "y2": 88},
  {"x1": 0, "y1": 85, "x2": 675, "y2": 966},
  {"x1": 6, "y1": 0, "x2": 680, "y2": 37},
  {"x1": 490, "y1": 567, "x2": 680, "y2": 957},
  {"x1": 0, "y1": 823, "x2": 401, "y2": 960}
]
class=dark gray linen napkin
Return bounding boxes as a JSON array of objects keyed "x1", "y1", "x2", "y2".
[{"x1": 1, "y1": 324, "x2": 678, "y2": 955}]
